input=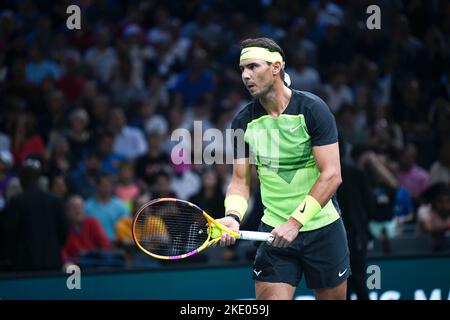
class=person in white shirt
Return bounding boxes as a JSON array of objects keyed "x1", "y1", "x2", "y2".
[
  {"x1": 108, "y1": 108, "x2": 147, "y2": 160},
  {"x1": 429, "y1": 143, "x2": 450, "y2": 186},
  {"x1": 323, "y1": 67, "x2": 354, "y2": 114},
  {"x1": 286, "y1": 49, "x2": 321, "y2": 93},
  {"x1": 84, "y1": 27, "x2": 118, "y2": 84}
]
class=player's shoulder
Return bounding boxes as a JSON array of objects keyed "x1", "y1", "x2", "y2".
[
  {"x1": 292, "y1": 89, "x2": 328, "y2": 109},
  {"x1": 291, "y1": 90, "x2": 333, "y2": 121},
  {"x1": 233, "y1": 100, "x2": 255, "y2": 119},
  {"x1": 230, "y1": 100, "x2": 256, "y2": 126}
]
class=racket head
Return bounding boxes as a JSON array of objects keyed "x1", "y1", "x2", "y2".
[{"x1": 132, "y1": 198, "x2": 214, "y2": 260}]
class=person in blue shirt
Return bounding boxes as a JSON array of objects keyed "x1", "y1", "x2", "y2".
[{"x1": 85, "y1": 173, "x2": 129, "y2": 241}]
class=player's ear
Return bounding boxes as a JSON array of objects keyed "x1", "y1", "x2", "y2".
[{"x1": 272, "y1": 61, "x2": 282, "y2": 76}]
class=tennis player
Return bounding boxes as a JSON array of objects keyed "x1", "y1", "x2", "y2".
[{"x1": 216, "y1": 38, "x2": 350, "y2": 300}]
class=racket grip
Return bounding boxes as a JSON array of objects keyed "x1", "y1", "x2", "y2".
[{"x1": 239, "y1": 231, "x2": 273, "y2": 242}]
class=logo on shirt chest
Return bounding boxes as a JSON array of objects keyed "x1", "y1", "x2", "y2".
[{"x1": 289, "y1": 124, "x2": 302, "y2": 132}]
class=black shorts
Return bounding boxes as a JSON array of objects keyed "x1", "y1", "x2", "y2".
[{"x1": 252, "y1": 218, "x2": 350, "y2": 289}]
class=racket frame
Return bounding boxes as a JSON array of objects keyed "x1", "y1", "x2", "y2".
[{"x1": 132, "y1": 198, "x2": 272, "y2": 260}]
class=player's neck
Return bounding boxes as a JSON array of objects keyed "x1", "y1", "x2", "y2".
[{"x1": 259, "y1": 84, "x2": 291, "y2": 117}]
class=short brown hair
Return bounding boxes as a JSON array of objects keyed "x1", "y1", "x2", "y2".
[{"x1": 240, "y1": 37, "x2": 286, "y2": 81}]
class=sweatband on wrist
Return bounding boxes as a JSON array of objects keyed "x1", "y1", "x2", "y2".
[
  {"x1": 224, "y1": 194, "x2": 248, "y2": 221},
  {"x1": 290, "y1": 195, "x2": 322, "y2": 226}
]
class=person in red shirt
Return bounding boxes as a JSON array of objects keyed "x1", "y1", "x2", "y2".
[
  {"x1": 57, "y1": 52, "x2": 85, "y2": 103},
  {"x1": 11, "y1": 114, "x2": 45, "y2": 165},
  {"x1": 62, "y1": 195, "x2": 110, "y2": 264}
]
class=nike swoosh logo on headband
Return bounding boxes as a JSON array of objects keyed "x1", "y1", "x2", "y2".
[{"x1": 240, "y1": 48, "x2": 252, "y2": 57}]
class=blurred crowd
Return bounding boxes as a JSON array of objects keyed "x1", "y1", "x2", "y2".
[{"x1": 0, "y1": 0, "x2": 449, "y2": 273}]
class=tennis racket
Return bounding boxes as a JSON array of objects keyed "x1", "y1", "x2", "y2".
[{"x1": 132, "y1": 197, "x2": 273, "y2": 260}]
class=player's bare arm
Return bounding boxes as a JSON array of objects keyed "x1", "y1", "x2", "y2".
[
  {"x1": 309, "y1": 142, "x2": 342, "y2": 205},
  {"x1": 216, "y1": 158, "x2": 251, "y2": 247}
]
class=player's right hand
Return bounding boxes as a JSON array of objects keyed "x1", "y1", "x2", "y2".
[
  {"x1": 269, "y1": 217, "x2": 302, "y2": 248},
  {"x1": 214, "y1": 216, "x2": 240, "y2": 247}
]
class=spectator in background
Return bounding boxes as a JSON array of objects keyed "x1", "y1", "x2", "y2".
[
  {"x1": 183, "y1": 94, "x2": 214, "y2": 131},
  {"x1": 108, "y1": 107, "x2": 147, "y2": 161},
  {"x1": 87, "y1": 93, "x2": 109, "y2": 131},
  {"x1": 370, "y1": 106, "x2": 404, "y2": 153},
  {"x1": 357, "y1": 150, "x2": 414, "y2": 239},
  {"x1": 151, "y1": 170, "x2": 176, "y2": 199},
  {"x1": 318, "y1": 21, "x2": 351, "y2": 75},
  {"x1": 49, "y1": 174, "x2": 68, "y2": 200},
  {"x1": 283, "y1": 17, "x2": 317, "y2": 66},
  {"x1": 96, "y1": 130, "x2": 126, "y2": 175},
  {"x1": 38, "y1": 89, "x2": 68, "y2": 142},
  {"x1": 390, "y1": 15, "x2": 424, "y2": 75},
  {"x1": 285, "y1": 48, "x2": 321, "y2": 93},
  {"x1": 62, "y1": 195, "x2": 110, "y2": 265},
  {"x1": 393, "y1": 186, "x2": 415, "y2": 227},
  {"x1": 84, "y1": 26, "x2": 118, "y2": 84},
  {"x1": 145, "y1": 75, "x2": 170, "y2": 112},
  {"x1": 397, "y1": 143, "x2": 430, "y2": 201},
  {"x1": 115, "y1": 191, "x2": 165, "y2": 267},
  {"x1": 162, "y1": 106, "x2": 191, "y2": 159},
  {"x1": 323, "y1": 65, "x2": 354, "y2": 114},
  {"x1": 189, "y1": 167, "x2": 225, "y2": 219},
  {"x1": 114, "y1": 161, "x2": 141, "y2": 211},
  {"x1": 56, "y1": 50, "x2": 85, "y2": 104},
  {"x1": 170, "y1": 159, "x2": 201, "y2": 201},
  {"x1": 25, "y1": 45, "x2": 60, "y2": 84},
  {"x1": 11, "y1": 114, "x2": 45, "y2": 166},
  {"x1": 28, "y1": 15, "x2": 53, "y2": 53},
  {"x1": 336, "y1": 104, "x2": 368, "y2": 148},
  {"x1": 393, "y1": 78, "x2": 429, "y2": 137},
  {"x1": 180, "y1": 6, "x2": 223, "y2": 50},
  {"x1": 418, "y1": 183, "x2": 450, "y2": 251},
  {"x1": 429, "y1": 142, "x2": 450, "y2": 186},
  {"x1": 46, "y1": 133, "x2": 73, "y2": 177},
  {"x1": 171, "y1": 48, "x2": 214, "y2": 108},
  {"x1": 68, "y1": 151, "x2": 101, "y2": 199},
  {"x1": 3, "y1": 159, "x2": 68, "y2": 272},
  {"x1": 168, "y1": 119, "x2": 201, "y2": 201},
  {"x1": 110, "y1": 53, "x2": 147, "y2": 107},
  {"x1": 428, "y1": 98, "x2": 450, "y2": 150},
  {"x1": 259, "y1": 9, "x2": 286, "y2": 42},
  {"x1": 65, "y1": 108, "x2": 93, "y2": 166},
  {"x1": 85, "y1": 173, "x2": 129, "y2": 242},
  {"x1": 116, "y1": 193, "x2": 152, "y2": 248},
  {"x1": 5, "y1": 57, "x2": 35, "y2": 102},
  {"x1": 131, "y1": 97, "x2": 168, "y2": 136},
  {"x1": 119, "y1": 23, "x2": 149, "y2": 88},
  {"x1": 135, "y1": 131, "x2": 170, "y2": 191},
  {"x1": 156, "y1": 17, "x2": 191, "y2": 78}
]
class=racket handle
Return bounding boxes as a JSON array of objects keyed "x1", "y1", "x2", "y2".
[{"x1": 239, "y1": 231, "x2": 274, "y2": 242}]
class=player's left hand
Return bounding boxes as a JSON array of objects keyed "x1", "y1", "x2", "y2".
[{"x1": 269, "y1": 218, "x2": 302, "y2": 248}]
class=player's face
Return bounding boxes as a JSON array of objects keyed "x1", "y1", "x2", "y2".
[{"x1": 240, "y1": 59, "x2": 274, "y2": 98}]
